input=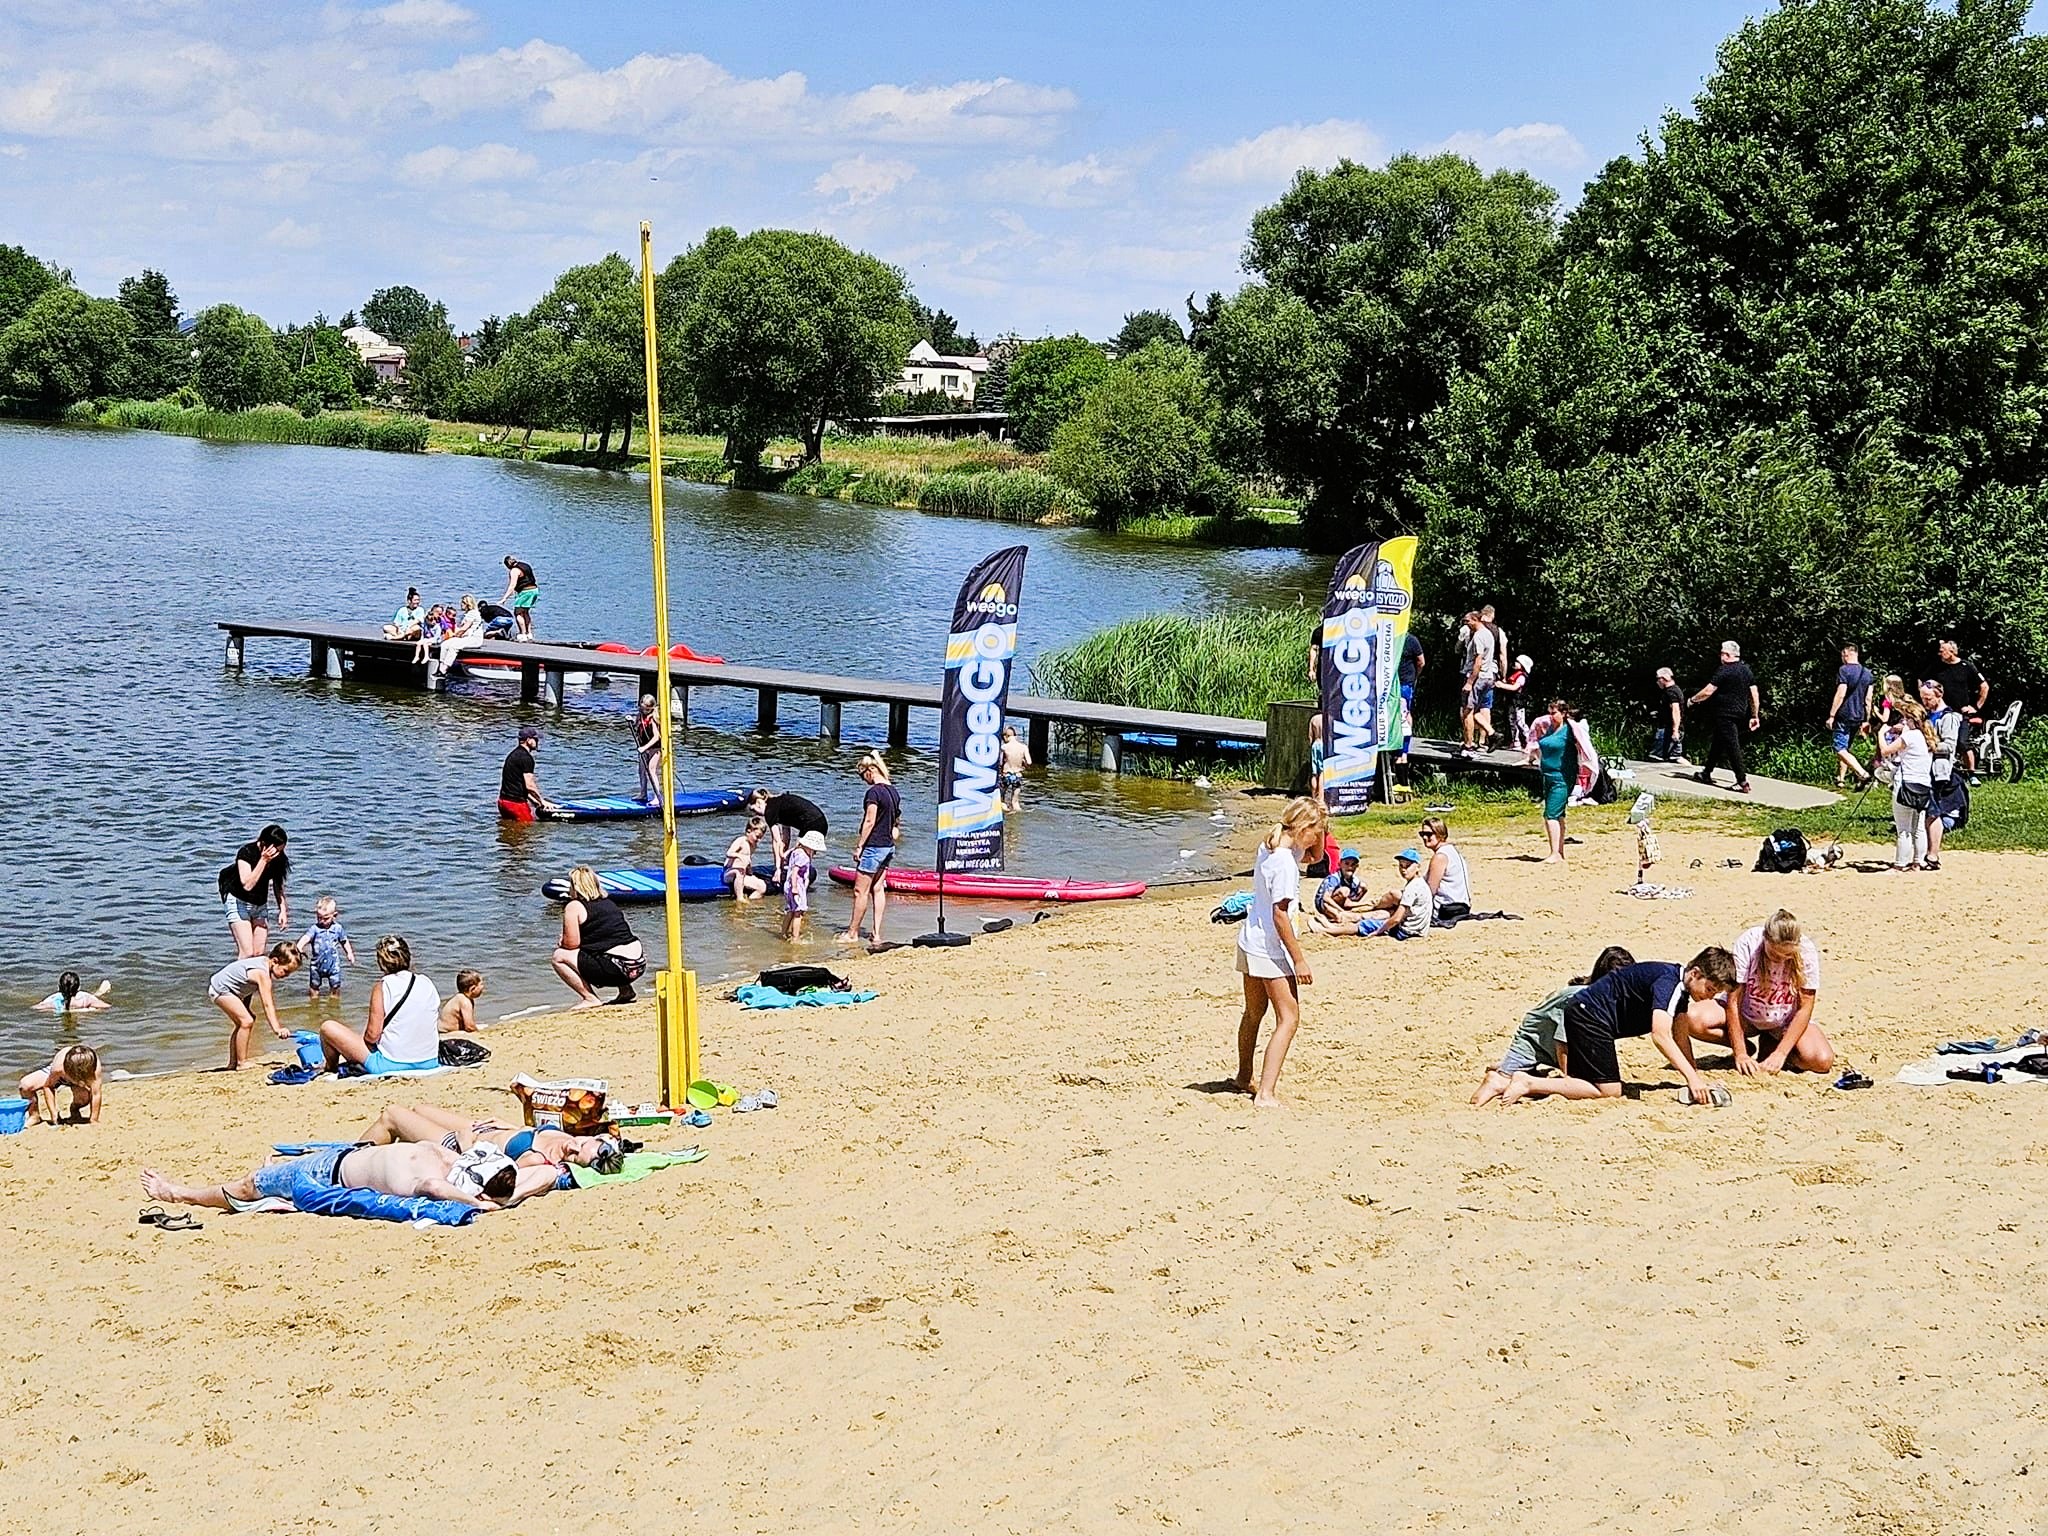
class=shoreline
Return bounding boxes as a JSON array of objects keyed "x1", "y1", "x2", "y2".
[{"x1": 5, "y1": 808, "x2": 2044, "y2": 1531}]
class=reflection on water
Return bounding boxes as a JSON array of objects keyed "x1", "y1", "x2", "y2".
[{"x1": 0, "y1": 423, "x2": 1327, "y2": 1074}]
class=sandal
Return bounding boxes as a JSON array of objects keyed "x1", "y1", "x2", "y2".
[
  {"x1": 1833, "y1": 1069, "x2": 1874, "y2": 1091},
  {"x1": 138, "y1": 1205, "x2": 203, "y2": 1231}
]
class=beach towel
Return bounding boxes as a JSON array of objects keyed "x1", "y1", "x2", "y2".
[
  {"x1": 1895, "y1": 1045, "x2": 2048, "y2": 1087},
  {"x1": 1623, "y1": 882, "x2": 1694, "y2": 900},
  {"x1": 271, "y1": 1062, "x2": 468, "y2": 1086},
  {"x1": 288, "y1": 1181, "x2": 480, "y2": 1226},
  {"x1": 568, "y1": 1148, "x2": 708, "y2": 1189},
  {"x1": 1210, "y1": 890, "x2": 1254, "y2": 924},
  {"x1": 734, "y1": 984, "x2": 878, "y2": 1010}
]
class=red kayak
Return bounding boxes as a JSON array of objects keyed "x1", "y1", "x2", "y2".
[
  {"x1": 594, "y1": 640, "x2": 726, "y2": 665},
  {"x1": 826, "y1": 868, "x2": 1146, "y2": 902}
]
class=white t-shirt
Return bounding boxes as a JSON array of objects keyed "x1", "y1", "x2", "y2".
[
  {"x1": 1239, "y1": 842, "x2": 1302, "y2": 971},
  {"x1": 1432, "y1": 843, "x2": 1471, "y2": 908},
  {"x1": 1394, "y1": 875, "x2": 1433, "y2": 938},
  {"x1": 1471, "y1": 625, "x2": 1497, "y2": 680},
  {"x1": 375, "y1": 970, "x2": 443, "y2": 1064},
  {"x1": 1889, "y1": 724, "x2": 1933, "y2": 788},
  {"x1": 1732, "y1": 926, "x2": 1821, "y2": 1031}
]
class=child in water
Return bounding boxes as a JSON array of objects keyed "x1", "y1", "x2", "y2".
[
  {"x1": 438, "y1": 969, "x2": 486, "y2": 1033},
  {"x1": 999, "y1": 725, "x2": 1032, "y2": 811},
  {"x1": 723, "y1": 817, "x2": 770, "y2": 902},
  {"x1": 1472, "y1": 945, "x2": 1635, "y2": 1106},
  {"x1": 299, "y1": 896, "x2": 357, "y2": 998},
  {"x1": 20, "y1": 1044, "x2": 103, "y2": 1124},
  {"x1": 783, "y1": 829, "x2": 825, "y2": 940},
  {"x1": 34, "y1": 971, "x2": 111, "y2": 1015}
]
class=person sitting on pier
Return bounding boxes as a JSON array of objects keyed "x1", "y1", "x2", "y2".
[
  {"x1": 478, "y1": 599, "x2": 518, "y2": 640},
  {"x1": 438, "y1": 595, "x2": 485, "y2": 671},
  {"x1": 381, "y1": 587, "x2": 424, "y2": 641},
  {"x1": 498, "y1": 727, "x2": 554, "y2": 821}
]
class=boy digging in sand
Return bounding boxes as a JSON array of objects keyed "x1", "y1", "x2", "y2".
[
  {"x1": 1473, "y1": 946, "x2": 1634, "y2": 1107},
  {"x1": 1498, "y1": 950, "x2": 1738, "y2": 1107},
  {"x1": 20, "y1": 1044, "x2": 103, "y2": 1124}
]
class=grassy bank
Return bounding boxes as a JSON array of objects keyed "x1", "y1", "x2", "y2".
[
  {"x1": 65, "y1": 399, "x2": 428, "y2": 451},
  {"x1": 1033, "y1": 608, "x2": 1317, "y2": 723}
]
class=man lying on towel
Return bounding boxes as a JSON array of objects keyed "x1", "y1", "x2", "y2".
[{"x1": 141, "y1": 1138, "x2": 526, "y2": 1214}]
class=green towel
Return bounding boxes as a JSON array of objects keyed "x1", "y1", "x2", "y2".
[{"x1": 569, "y1": 1148, "x2": 707, "y2": 1189}]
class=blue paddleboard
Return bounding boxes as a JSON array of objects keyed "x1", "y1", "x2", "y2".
[
  {"x1": 539, "y1": 789, "x2": 745, "y2": 822},
  {"x1": 540, "y1": 864, "x2": 773, "y2": 903}
]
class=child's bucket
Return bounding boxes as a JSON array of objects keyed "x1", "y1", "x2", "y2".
[
  {"x1": 294, "y1": 1031, "x2": 324, "y2": 1069},
  {"x1": 0, "y1": 1098, "x2": 29, "y2": 1135}
]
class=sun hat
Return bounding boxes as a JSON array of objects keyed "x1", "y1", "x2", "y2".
[{"x1": 798, "y1": 830, "x2": 827, "y2": 853}]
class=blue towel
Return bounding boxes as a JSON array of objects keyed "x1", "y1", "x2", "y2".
[
  {"x1": 290, "y1": 1181, "x2": 478, "y2": 1226},
  {"x1": 734, "y1": 984, "x2": 879, "y2": 1010}
]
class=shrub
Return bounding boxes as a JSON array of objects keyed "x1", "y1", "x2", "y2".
[
  {"x1": 61, "y1": 400, "x2": 100, "y2": 424},
  {"x1": 668, "y1": 453, "x2": 731, "y2": 485},
  {"x1": 1032, "y1": 607, "x2": 1318, "y2": 721},
  {"x1": 850, "y1": 470, "x2": 918, "y2": 505},
  {"x1": 363, "y1": 416, "x2": 428, "y2": 452},
  {"x1": 780, "y1": 461, "x2": 858, "y2": 498},
  {"x1": 916, "y1": 467, "x2": 1084, "y2": 523}
]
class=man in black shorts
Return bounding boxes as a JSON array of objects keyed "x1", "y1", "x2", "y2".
[
  {"x1": 1500, "y1": 950, "x2": 1738, "y2": 1106},
  {"x1": 747, "y1": 786, "x2": 828, "y2": 883}
]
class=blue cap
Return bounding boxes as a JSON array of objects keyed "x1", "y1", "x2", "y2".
[
  {"x1": 1396, "y1": 847, "x2": 1422, "y2": 864},
  {"x1": 1339, "y1": 848, "x2": 1360, "y2": 862}
]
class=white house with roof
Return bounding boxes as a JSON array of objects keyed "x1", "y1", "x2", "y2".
[
  {"x1": 900, "y1": 339, "x2": 987, "y2": 402},
  {"x1": 342, "y1": 325, "x2": 407, "y2": 381}
]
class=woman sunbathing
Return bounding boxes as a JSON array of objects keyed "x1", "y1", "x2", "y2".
[{"x1": 357, "y1": 1103, "x2": 625, "y2": 1193}]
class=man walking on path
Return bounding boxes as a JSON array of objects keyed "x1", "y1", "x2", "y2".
[
  {"x1": 1460, "y1": 612, "x2": 1497, "y2": 755},
  {"x1": 1650, "y1": 667, "x2": 1685, "y2": 762},
  {"x1": 1825, "y1": 644, "x2": 1876, "y2": 789},
  {"x1": 1689, "y1": 641, "x2": 1759, "y2": 794}
]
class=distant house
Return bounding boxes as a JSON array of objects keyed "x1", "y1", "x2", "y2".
[
  {"x1": 899, "y1": 339, "x2": 988, "y2": 403},
  {"x1": 342, "y1": 325, "x2": 407, "y2": 381}
]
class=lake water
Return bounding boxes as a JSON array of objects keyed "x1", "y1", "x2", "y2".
[{"x1": 0, "y1": 422, "x2": 1328, "y2": 1076}]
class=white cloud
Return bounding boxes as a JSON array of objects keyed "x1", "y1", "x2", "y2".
[
  {"x1": 410, "y1": 40, "x2": 584, "y2": 116},
  {"x1": 531, "y1": 51, "x2": 807, "y2": 137},
  {"x1": 1185, "y1": 118, "x2": 1383, "y2": 187},
  {"x1": 0, "y1": 143, "x2": 25, "y2": 158},
  {"x1": 976, "y1": 153, "x2": 1128, "y2": 208},
  {"x1": 813, "y1": 154, "x2": 915, "y2": 206},
  {"x1": 397, "y1": 141, "x2": 538, "y2": 185},
  {"x1": 832, "y1": 78, "x2": 1075, "y2": 145},
  {"x1": 362, "y1": 0, "x2": 475, "y2": 30},
  {"x1": 262, "y1": 217, "x2": 320, "y2": 248},
  {"x1": 1424, "y1": 122, "x2": 1587, "y2": 172}
]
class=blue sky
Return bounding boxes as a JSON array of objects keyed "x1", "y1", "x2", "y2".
[{"x1": 0, "y1": 1, "x2": 1830, "y2": 337}]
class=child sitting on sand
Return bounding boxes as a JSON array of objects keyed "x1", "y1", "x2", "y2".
[
  {"x1": 1472, "y1": 945, "x2": 1635, "y2": 1106},
  {"x1": 1313, "y1": 848, "x2": 1363, "y2": 923},
  {"x1": 20, "y1": 1043, "x2": 103, "y2": 1124},
  {"x1": 438, "y1": 969, "x2": 486, "y2": 1033},
  {"x1": 299, "y1": 896, "x2": 357, "y2": 998},
  {"x1": 33, "y1": 971, "x2": 110, "y2": 1015},
  {"x1": 1313, "y1": 849, "x2": 1431, "y2": 939}
]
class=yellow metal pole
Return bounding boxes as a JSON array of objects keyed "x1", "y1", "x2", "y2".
[{"x1": 639, "y1": 220, "x2": 698, "y2": 1103}]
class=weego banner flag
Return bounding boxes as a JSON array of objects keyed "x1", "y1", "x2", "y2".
[
  {"x1": 936, "y1": 545, "x2": 1028, "y2": 873},
  {"x1": 1317, "y1": 534, "x2": 1417, "y2": 814}
]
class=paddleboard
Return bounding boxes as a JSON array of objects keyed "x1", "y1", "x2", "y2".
[
  {"x1": 825, "y1": 868, "x2": 1146, "y2": 902},
  {"x1": 541, "y1": 864, "x2": 772, "y2": 903},
  {"x1": 539, "y1": 789, "x2": 745, "y2": 822}
]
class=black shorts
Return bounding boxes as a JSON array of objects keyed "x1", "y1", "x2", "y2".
[
  {"x1": 1563, "y1": 994, "x2": 1640, "y2": 1086},
  {"x1": 576, "y1": 949, "x2": 638, "y2": 990}
]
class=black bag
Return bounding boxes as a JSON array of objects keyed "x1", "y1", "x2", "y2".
[
  {"x1": 758, "y1": 963, "x2": 850, "y2": 993},
  {"x1": 1754, "y1": 827, "x2": 1809, "y2": 873},
  {"x1": 438, "y1": 1036, "x2": 491, "y2": 1067},
  {"x1": 1589, "y1": 760, "x2": 1619, "y2": 805},
  {"x1": 1895, "y1": 781, "x2": 1932, "y2": 812}
]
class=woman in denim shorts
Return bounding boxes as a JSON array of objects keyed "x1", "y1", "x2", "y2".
[{"x1": 837, "y1": 753, "x2": 902, "y2": 947}]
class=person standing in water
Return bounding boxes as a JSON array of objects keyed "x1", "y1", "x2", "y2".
[
  {"x1": 218, "y1": 824, "x2": 290, "y2": 957},
  {"x1": 635, "y1": 695, "x2": 664, "y2": 806},
  {"x1": 498, "y1": 727, "x2": 553, "y2": 821},
  {"x1": 998, "y1": 725, "x2": 1032, "y2": 811},
  {"x1": 500, "y1": 554, "x2": 539, "y2": 639}
]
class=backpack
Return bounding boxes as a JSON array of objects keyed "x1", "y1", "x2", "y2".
[
  {"x1": 758, "y1": 963, "x2": 850, "y2": 993},
  {"x1": 1589, "y1": 760, "x2": 1619, "y2": 805},
  {"x1": 438, "y1": 1036, "x2": 491, "y2": 1067},
  {"x1": 1754, "y1": 827, "x2": 1809, "y2": 874},
  {"x1": 1210, "y1": 890, "x2": 1255, "y2": 924}
]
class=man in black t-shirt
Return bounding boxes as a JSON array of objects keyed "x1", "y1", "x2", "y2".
[
  {"x1": 747, "y1": 787, "x2": 829, "y2": 882},
  {"x1": 1687, "y1": 640, "x2": 1759, "y2": 793},
  {"x1": 1825, "y1": 644, "x2": 1876, "y2": 788},
  {"x1": 1923, "y1": 638, "x2": 1989, "y2": 775},
  {"x1": 1650, "y1": 666, "x2": 1685, "y2": 762},
  {"x1": 498, "y1": 727, "x2": 551, "y2": 821}
]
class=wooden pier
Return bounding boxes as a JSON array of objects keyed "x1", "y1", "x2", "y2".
[{"x1": 217, "y1": 619, "x2": 1267, "y2": 771}]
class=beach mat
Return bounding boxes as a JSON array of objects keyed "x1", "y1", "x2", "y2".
[{"x1": 1895, "y1": 1046, "x2": 2048, "y2": 1086}]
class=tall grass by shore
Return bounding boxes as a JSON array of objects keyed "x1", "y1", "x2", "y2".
[
  {"x1": 1032, "y1": 608, "x2": 1317, "y2": 721},
  {"x1": 67, "y1": 399, "x2": 429, "y2": 452}
]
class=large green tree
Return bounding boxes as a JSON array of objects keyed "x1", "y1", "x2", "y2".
[
  {"x1": 360, "y1": 284, "x2": 447, "y2": 343},
  {"x1": 529, "y1": 254, "x2": 643, "y2": 455},
  {"x1": 1003, "y1": 335, "x2": 1111, "y2": 453},
  {"x1": 1048, "y1": 340, "x2": 1240, "y2": 527},
  {"x1": 1110, "y1": 309, "x2": 1185, "y2": 357},
  {"x1": 1206, "y1": 153, "x2": 1556, "y2": 545},
  {"x1": 677, "y1": 229, "x2": 913, "y2": 463},
  {"x1": 117, "y1": 269, "x2": 190, "y2": 398},
  {"x1": 191, "y1": 304, "x2": 287, "y2": 410},
  {"x1": 0, "y1": 245, "x2": 64, "y2": 332},
  {"x1": 279, "y1": 319, "x2": 366, "y2": 411},
  {"x1": 402, "y1": 322, "x2": 467, "y2": 419},
  {"x1": 0, "y1": 286, "x2": 135, "y2": 406},
  {"x1": 1422, "y1": 0, "x2": 2048, "y2": 713}
]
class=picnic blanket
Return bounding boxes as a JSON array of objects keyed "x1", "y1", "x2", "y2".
[
  {"x1": 734, "y1": 984, "x2": 878, "y2": 1010},
  {"x1": 1895, "y1": 1046, "x2": 2048, "y2": 1087}
]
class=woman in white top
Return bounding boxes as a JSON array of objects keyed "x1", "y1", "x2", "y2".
[
  {"x1": 438, "y1": 594, "x2": 485, "y2": 670},
  {"x1": 1418, "y1": 815, "x2": 1471, "y2": 922},
  {"x1": 207, "y1": 942, "x2": 303, "y2": 1070},
  {"x1": 317, "y1": 934, "x2": 443, "y2": 1075},
  {"x1": 1685, "y1": 909, "x2": 1835, "y2": 1076},
  {"x1": 1233, "y1": 796, "x2": 1327, "y2": 1107},
  {"x1": 1879, "y1": 698, "x2": 1938, "y2": 871}
]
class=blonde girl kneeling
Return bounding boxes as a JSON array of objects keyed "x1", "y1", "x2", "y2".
[{"x1": 1234, "y1": 796, "x2": 1327, "y2": 1107}]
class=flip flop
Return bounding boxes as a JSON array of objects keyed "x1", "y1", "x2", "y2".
[
  {"x1": 733, "y1": 1094, "x2": 763, "y2": 1113},
  {"x1": 138, "y1": 1205, "x2": 202, "y2": 1231},
  {"x1": 681, "y1": 1107, "x2": 712, "y2": 1128}
]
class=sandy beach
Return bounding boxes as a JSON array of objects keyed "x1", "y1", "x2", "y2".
[{"x1": 3, "y1": 805, "x2": 2045, "y2": 1534}]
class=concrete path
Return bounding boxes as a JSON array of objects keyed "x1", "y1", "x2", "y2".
[{"x1": 1622, "y1": 758, "x2": 1841, "y2": 812}]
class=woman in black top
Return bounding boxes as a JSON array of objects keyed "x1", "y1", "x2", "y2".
[
  {"x1": 837, "y1": 753, "x2": 902, "y2": 946},
  {"x1": 746, "y1": 787, "x2": 828, "y2": 883},
  {"x1": 552, "y1": 865, "x2": 644, "y2": 1008},
  {"x1": 218, "y1": 823, "x2": 289, "y2": 958}
]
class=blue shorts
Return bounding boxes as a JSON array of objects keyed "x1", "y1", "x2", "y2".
[
  {"x1": 362, "y1": 1050, "x2": 438, "y2": 1076},
  {"x1": 223, "y1": 895, "x2": 271, "y2": 928},
  {"x1": 1355, "y1": 916, "x2": 1414, "y2": 939},
  {"x1": 1831, "y1": 726, "x2": 1853, "y2": 752},
  {"x1": 856, "y1": 845, "x2": 894, "y2": 877},
  {"x1": 1471, "y1": 682, "x2": 1495, "y2": 712},
  {"x1": 253, "y1": 1144, "x2": 355, "y2": 1203}
]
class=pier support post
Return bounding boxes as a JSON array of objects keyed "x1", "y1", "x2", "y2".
[
  {"x1": 310, "y1": 640, "x2": 327, "y2": 678},
  {"x1": 887, "y1": 702, "x2": 910, "y2": 748},
  {"x1": 520, "y1": 659, "x2": 540, "y2": 704},
  {"x1": 1100, "y1": 733, "x2": 1124, "y2": 774},
  {"x1": 757, "y1": 689, "x2": 779, "y2": 732},
  {"x1": 225, "y1": 633, "x2": 244, "y2": 670},
  {"x1": 542, "y1": 667, "x2": 564, "y2": 708},
  {"x1": 672, "y1": 686, "x2": 688, "y2": 724},
  {"x1": 819, "y1": 699, "x2": 841, "y2": 743},
  {"x1": 425, "y1": 658, "x2": 445, "y2": 693},
  {"x1": 1027, "y1": 716, "x2": 1050, "y2": 763}
]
